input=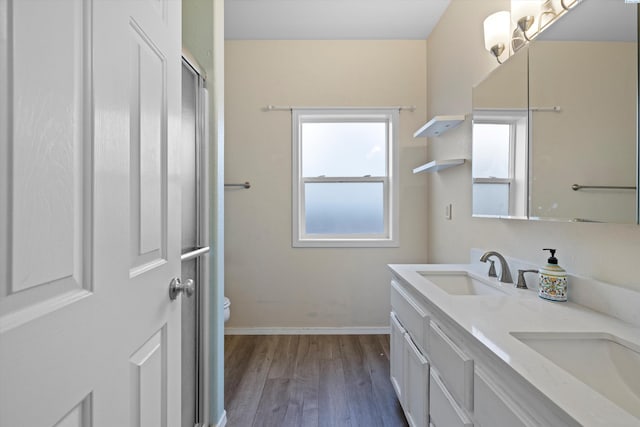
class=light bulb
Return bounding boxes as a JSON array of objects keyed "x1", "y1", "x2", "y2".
[
  {"x1": 511, "y1": 0, "x2": 543, "y2": 21},
  {"x1": 483, "y1": 11, "x2": 511, "y2": 53},
  {"x1": 511, "y1": 0, "x2": 543, "y2": 38}
]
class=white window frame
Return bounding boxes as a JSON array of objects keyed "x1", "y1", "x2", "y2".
[
  {"x1": 472, "y1": 120, "x2": 516, "y2": 185},
  {"x1": 292, "y1": 108, "x2": 399, "y2": 248},
  {"x1": 472, "y1": 110, "x2": 527, "y2": 217}
]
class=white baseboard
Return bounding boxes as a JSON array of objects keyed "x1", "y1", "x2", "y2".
[{"x1": 224, "y1": 326, "x2": 390, "y2": 335}]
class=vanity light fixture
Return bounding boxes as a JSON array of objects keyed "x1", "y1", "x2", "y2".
[
  {"x1": 511, "y1": 0, "x2": 543, "y2": 40},
  {"x1": 483, "y1": 0, "x2": 581, "y2": 61},
  {"x1": 554, "y1": 0, "x2": 580, "y2": 9},
  {"x1": 483, "y1": 11, "x2": 511, "y2": 64}
]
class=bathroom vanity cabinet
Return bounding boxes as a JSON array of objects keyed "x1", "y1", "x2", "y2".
[
  {"x1": 390, "y1": 280, "x2": 430, "y2": 427},
  {"x1": 390, "y1": 278, "x2": 579, "y2": 427}
]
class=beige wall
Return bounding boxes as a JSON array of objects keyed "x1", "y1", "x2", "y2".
[
  {"x1": 529, "y1": 41, "x2": 636, "y2": 223},
  {"x1": 427, "y1": 0, "x2": 640, "y2": 290},
  {"x1": 224, "y1": 40, "x2": 429, "y2": 329}
]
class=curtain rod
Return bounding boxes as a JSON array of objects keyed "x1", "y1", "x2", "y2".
[{"x1": 264, "y1": 105, "x2": 416, "y2": 112}]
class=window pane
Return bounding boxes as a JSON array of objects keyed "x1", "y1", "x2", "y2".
[
  {"x1": 473, "y1": 183, "x2": 509, "y2": 216},
  {"x1": 472, "y1": 123, "x2": 510, "y2": 178},
  {"x1": 302, "y1": 122, "x2": 387, "y2": 177},
  {"x1": 305, "y1": 182, "x2": 384, "y2": 235}
]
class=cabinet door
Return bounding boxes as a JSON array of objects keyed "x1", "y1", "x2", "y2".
[
  {"x1": 429, "y1": 321, "x2": 474, "y2": 410},
  {"x1": 403, "y1": 333, "x2": 430, "y2": 427},
  {"x1": 390, "y1": 312, "x2": 406, "y2": 403},
  {"x1": 391, "y1": 280, "x2": 429, "y2": 354},
  {"x1": 430, "y1": 369, "x2": 473, "y2": 427},
  {"x1": 474, "y1": 368, "x2": 532, "y2": 427}
]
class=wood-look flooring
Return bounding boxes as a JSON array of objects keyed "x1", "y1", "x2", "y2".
[{"x1": 224, "y1": 335, "x2": 409, "y2": 427}]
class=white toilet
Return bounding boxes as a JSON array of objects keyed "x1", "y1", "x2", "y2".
[{"x1": 223, "y1": 297, "x2": 231, "y2": 323}]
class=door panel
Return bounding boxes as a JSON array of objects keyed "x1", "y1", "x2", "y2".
[
  {"x1": 0, "y1": 0, "x2": 91, "y2": 328},
  {"x1": 0, "y1": 0, "x2": 182, "y2": 426},
  {"x1": 53, "y1": 396, "x2": 92, "y2": 427},
  {"x1": 130, "y1": 327, "x2": 167, "y2": 427},
  {"x1": 130, "y1": 20, "x2": 168, "y2": 274},
  {"x1": 0, "y1": 2, "x2": 95, "y2": 424},
  {"x1": 11, "y1": 0, "x2": 85, "y2": 294}
]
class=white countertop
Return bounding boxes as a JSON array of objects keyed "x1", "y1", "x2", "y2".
[{"x1": 388, "y1": 263, "x2": 640, "y2": 427}]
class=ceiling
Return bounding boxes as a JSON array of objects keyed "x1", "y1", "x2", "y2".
[{"x1": 224, "y1": 0, "x2": 451, "y2": 40}]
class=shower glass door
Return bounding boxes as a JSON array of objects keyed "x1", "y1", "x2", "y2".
[{"x1": 181, "y1": 56, "x2": 210, "y2": 427}]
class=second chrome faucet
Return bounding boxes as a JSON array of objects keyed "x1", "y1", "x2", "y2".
[{"x1": 480, "y1": 251, "x2": 513, "y2": 284}]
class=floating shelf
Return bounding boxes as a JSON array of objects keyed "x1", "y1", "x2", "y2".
[
  {"x1": 413, "y1": 159, "x2": 465, "y2": 174},
  {"x1": 413, "y1": 115, "x2": 465, "y2": 138}
]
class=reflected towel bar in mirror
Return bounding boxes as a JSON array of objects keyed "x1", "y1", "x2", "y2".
[
  {"x1": 224, "y1": 182, "x2": 251, "y2": 189},
  {"x1": 571, "y1": 184, "x2": 636, "y2": 191}
]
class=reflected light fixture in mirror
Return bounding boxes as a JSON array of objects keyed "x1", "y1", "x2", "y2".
[
  {"x1": 552, "y1": 0, "x2": 580, "y2": 11},
  {"x1": 512, "y1": 0, "x2": 543, "y2": 40},
  {"x1": 484, "y1": 11, "x2": 512, "y2": 64},
  {"x1": 483, "y1": 0, "x2": 581, "y2": 61}
]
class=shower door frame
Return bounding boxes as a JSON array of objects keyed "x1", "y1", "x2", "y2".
[{"x1": 181, "y1": 51, "x2": 211, "y2": 427}]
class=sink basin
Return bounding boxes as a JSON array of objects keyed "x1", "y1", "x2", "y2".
[
  {"x1": 511, "y1": 332, "x2": 640, "y2": 418},
  {"x1": 418, "y1": 271, "x2": 506, "y2": 296}
]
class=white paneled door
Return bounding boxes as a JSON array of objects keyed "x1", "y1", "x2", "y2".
[{"x1": 0, "y1": 0, "x2": 182, "y2": 426}]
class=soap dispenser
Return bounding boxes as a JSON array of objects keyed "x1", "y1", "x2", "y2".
[{"x1": 538, "y1": 248, "x2": 568, "y2": 302}]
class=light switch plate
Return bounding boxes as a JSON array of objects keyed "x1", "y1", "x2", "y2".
[{"x1": 445, "y1": 203, "x2": 452, "y2": 220}]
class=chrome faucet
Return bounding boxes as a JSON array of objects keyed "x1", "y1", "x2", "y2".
[{"x1": 480, "y1": 251, "x2": 513, "y2": 284}]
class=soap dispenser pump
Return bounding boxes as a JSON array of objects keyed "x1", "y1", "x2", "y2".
[{"x1": 538, "y1": 248, "x2": 568, "y2": 301}]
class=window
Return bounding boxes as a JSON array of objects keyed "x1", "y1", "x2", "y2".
[
  {"x1": 472, "y1": 122, "x2": 513, "y2": 216},
  {"x1": 292, "y1": 109, "x2": 399, "y2": 247},
  {"x1": 472, "y1": 110, "x2": 527, "y2": 218}
]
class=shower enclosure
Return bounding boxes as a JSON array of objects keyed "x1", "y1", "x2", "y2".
[{"x1": 181, "y1": 53, "x2": 210, "y2": 427}]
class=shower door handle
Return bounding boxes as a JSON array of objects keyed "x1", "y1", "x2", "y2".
[{"x1": 180, "y1": 246, "x2": 210, "y2": 262}]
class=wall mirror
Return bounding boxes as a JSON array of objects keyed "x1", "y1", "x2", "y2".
[
  {"x1": 472, "y1": 45, "x2": 529, "y2": 219},
  {"x1": 472, "y1": 0, "x2": 639, "y2": 224}
]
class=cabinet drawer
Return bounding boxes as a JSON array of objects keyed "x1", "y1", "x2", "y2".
[
  {"x1": 430, "y1": 369, "x2": 473, "y2": 427},
  {"x1": 391, "y1": 280, "x2": 429, "y2": 353},
  {"x1": 429, "y1": 321, "x2": 474, "y2": 410},
  {"x1": 474, "y1": 368, "x2": 532, "y2": 427}
]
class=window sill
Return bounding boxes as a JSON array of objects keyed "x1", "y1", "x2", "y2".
[{"x1": 293, "y1": 238, "x2": 399, "y2": 248}]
